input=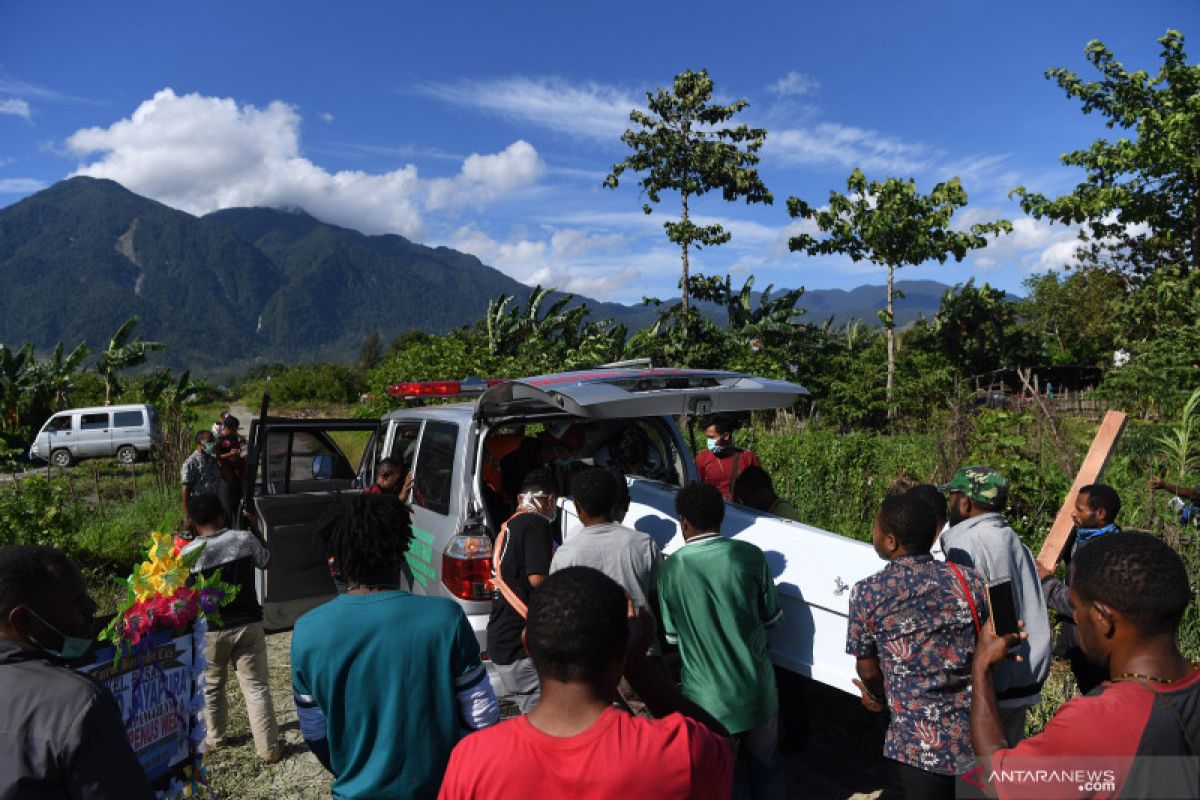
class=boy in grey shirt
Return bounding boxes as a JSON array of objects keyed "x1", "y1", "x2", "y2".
[{"x1": 551, "y1": 467, "x2": 661, "y2": 613}]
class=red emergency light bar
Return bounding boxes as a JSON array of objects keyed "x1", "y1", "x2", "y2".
[{"x1": 387, "y1": 378, "x2": 506, "y2": 399}]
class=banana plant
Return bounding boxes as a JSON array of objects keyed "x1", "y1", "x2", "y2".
[{"x1": 96, "y1": 316, "x2": 165, "y2": 405}]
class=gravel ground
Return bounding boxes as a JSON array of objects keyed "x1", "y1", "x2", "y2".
[{"x1": 203, "y1": 630, "x2": 886, "y2": 799}]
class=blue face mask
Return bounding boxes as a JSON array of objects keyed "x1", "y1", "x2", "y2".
[{"x1": 27, "y1": 608, "x2": 93, "y2": 661}]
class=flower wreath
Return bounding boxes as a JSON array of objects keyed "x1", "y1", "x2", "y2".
[{"x1": 99, "y1": 531, "x2": 239, "y2": 800}]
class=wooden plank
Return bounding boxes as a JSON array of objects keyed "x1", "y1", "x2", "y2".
[{"x1": 1036, "y1": 410, "x2": 1128, "y2": 569}]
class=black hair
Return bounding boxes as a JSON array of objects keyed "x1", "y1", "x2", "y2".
[
  {"x1": 521, "y1": 467, "x2": 557, "y2": 495},
  {"x1": 572, "y1": 467, "x2": 618, "y2": 518},
  {"x1": 1071, "y1": 531, "x2": 1191, "y2": 636},
  {"x1": 0, "y1": 545, "x2": 76, "y2": 620},
  {"x1": 732, "y1": 465, "x2": 775, "y2": 511},
  {"x1": 377, "y1": 457, "x2": 403, "y2": 475},
  {"x1": 675, "y1": 481, "x2": 725, "y2": 532},
  {"x1": 908, "y1": 484, "x2": 948, "y2": 525},
  {"x1": 878, "y1": 492, "x2": 938, "y2": 554},
  {"x1": 526, "y1": 566, "x2": 628, "y2": 684},
  {"x1": 188, "y1": 493, "x2": 225, "y2": 527},
  {"x1": 317, "y1": 493, "x2": 413, "y2": 586},
  {"x1": 607, "y1": 466, "x2": 631, "y2": 517},
  {"x1": 195, "y1": 430, "x2": 214, "y2": 444},
  {"x1": 612, "y1": 426, "x2": 650, "y2": 471},
  {"x1": 223, "y1": 415, "x2": 240, "y2": 429},
  {"x1": 703, "y1": 415, "x2": 735, "y2": 435},
  {"x1": 1078, "y1": 484, "x2": 1121, "y2": 523}
]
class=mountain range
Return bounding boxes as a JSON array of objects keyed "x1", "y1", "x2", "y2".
[{"x1": 0, "y1": 177, "x2": 956, "y2": 373}]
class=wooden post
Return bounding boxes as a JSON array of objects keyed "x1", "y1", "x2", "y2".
[{"x1": 1036, "y1": 410, "x2": 1128, "y2": 570}]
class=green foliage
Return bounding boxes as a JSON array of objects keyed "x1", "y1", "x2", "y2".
[
  {"x1": 484, "y1": 286, "x2": 625, "y2": 366},
  {"x1": 0, "y1": 338, "x2": 94, "y2": 456},
  {"x1": 0, "y1": 477, "x2": 82, "y2": 551},
  {"x1": 96, "y1": 316, "x2": 165, "y2": 405},
  {"x1": 1012, "y1": 30, "x2": 1200, "y2": 274},
  {"x1": 240, "y1": 363, "x2": 367, "y2": 406},
  {"x1": 927, "y1": 280, "x2": 1032, "y2": 376},
  {"x1": 606, "y1": 69, "x2": 772, "y2": 316},
  {"x1": 1156, "y1": 387, "x2": 1200, "y2": 484},
  {"x1": 359, "y1": 330, "x2": 384, "y2": 371},
  {"x1": 1020, "y1": 269, "x2": 1124, "y2": 365},
  {"x1": 788, "y1": 169, "x2": 1011, "y2": 413}
]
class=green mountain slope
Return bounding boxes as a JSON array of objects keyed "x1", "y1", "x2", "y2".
[{"x1": 0, "y1": 178, "x2": 958, "y2": 373}]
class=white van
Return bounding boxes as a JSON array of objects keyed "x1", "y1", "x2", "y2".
[{"x1": 28, "y1": 404, "x2": 161, "y2": 467}]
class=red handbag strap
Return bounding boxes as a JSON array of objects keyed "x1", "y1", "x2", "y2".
[{"x1": 948, "y1": 562, "x2": 982, "y2": 637}]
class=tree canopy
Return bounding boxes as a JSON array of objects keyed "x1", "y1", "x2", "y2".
[
  {"x1": 1012, "y1": 30, "x2": 1200, "y2": 274},
  {"x1": 605, "y1": 69, "x2": 772, "y2": 323}
]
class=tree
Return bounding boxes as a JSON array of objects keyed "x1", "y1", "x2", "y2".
[
  {"x1": 96, "y1": 316, "x2": 165, "y2": 405},
  {"x1": 689, "y1": 274, "x2": 805, "y2": 345},
  {"x1": 928, "y1": 280, "x2": 1030, "y2": 377},
  {"x1": 359, "y1": 329, "x2": 384, "y2": 371},
  {"x1": 605, "y1": 69, "x2": 772, "y2": 330},
  {"x1": 787, "y1": 170, "x2": 1011, "y2": 415},
  {"x1": 1020, "y1": 269, "x2": 1125, "y2": 365},
  {"x1": 1012, "y1": 30, "x2": 1200, "y2": 275}
]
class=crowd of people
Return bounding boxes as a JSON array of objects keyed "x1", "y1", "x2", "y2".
[{"x1": 1, "y1": 411, "x2": 1198, "y2": 799}]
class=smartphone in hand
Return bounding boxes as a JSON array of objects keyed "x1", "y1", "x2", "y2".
[{"x1": 988, "y1": 580, "x2": 1021, "y2": 637}]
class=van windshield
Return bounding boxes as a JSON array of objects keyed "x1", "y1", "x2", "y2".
[{"x1": 44, "y1": 415, "x2": 71, "y2": 433}]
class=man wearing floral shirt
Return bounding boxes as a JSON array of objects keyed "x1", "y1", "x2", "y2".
[{"x1": 847, "y1": 490, "x2": 988, "y2": 799}]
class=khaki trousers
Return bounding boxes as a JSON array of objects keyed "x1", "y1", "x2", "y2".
[{"x1": 202, "y1": 622, "x2": 281, "y2": 760}]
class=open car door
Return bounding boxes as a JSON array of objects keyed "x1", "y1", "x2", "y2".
[
  {"x1": 244, "y1": 413, "x2": 382, "y2": 630},
  {"x1": 475, "y1": 368, "x2": 809, "y2": 421}
]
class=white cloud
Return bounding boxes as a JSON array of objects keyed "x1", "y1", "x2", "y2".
[
  {"x1": 417, "y1": 76, "x2": 637, "y2": 141},
  {"x1": 320, "y1": 112, "x2": 334, "y2": 123},
  {"x1": 0, "y1": 177, "x2": 45, "y2": 193},
  {"x1": 64, "y1": 89, "x2": 544, "y2": 237},
  {"x1": 769, "y1": 122, "x2": 930, "y2": 174},
  {"x1": 0, "y1": 98, "x2": 31, "y2": 119},
  {"x1": 426, "y1": 141, "x2": 544, "y2": 210},
  {"x1": 771, "y1": 71, "x2": 820, "y2": 97},
  {"x1": 449, "y1": 223, "x2": 641, "y2": 299}
]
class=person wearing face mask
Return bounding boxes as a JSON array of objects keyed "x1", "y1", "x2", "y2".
[
  {"x1": 695, "y1": 416, "x2": 760, "y2": 501},
  {"x1": 0, "y1": 544, "x2": 154, "y2": 799},
  {"x1": 1037, "y1": 484, "x2": 1123, "y2": 696},
  {"x1": 487, "y1": 469, "x2": 559, "y2": 713},
  {"x1": 180, "y1": 430, "x2": 222, "y2": 532}
]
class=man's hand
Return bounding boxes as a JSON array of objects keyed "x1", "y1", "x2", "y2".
[
  {"x1": 852, "y1": 678, "x2": 885, "y2": 713},
  {"x1": 1149, "y1": 476, "x2": 1166, "y2": 492},
  {"x1": 974, "y1": 620, "x2": 1027, "y2": 674},
  {"x1": 399, "y1": 472, "x2": 414, "y2": 503}
]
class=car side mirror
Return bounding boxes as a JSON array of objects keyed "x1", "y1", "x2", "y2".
[{"x1": 312, "y1": 454, "x2": 333, "y2": 480}]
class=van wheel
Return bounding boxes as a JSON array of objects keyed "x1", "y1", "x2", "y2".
[
  {"x1": 116, "y1": 445, "x2": 138, "y2": 464},
  {"x1": 50, "y1": 449, "x2": 74, "y2": 468}
]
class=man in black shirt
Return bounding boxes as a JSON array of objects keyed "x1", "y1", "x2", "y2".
[
  {"x1": 1, "y1": 545, "x2": 153, "y2": 798},
  {"x1": 487, "y1": 470, "x2": 557, "y2": 713},
  {"x1": 182, "y1": 494, "x2": 282, "y2": 762}
]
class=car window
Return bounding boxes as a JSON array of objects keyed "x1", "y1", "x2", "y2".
[
  {"x1": 80, "y1": 413, "x2": 109, "y2": 430},
  {"x1": 46, "y1": 415, "x2": 72, "y2": 432},
  {"x1": 413, "y1": 421, "x2": 457, "y2": 516},
  {"x1": 264, "y1": 430, "x2": 354, "y2": 492},
  {"x1": 113, "y1": 410, "x2": 144, "y2": 427},
  {"x1": 387, "y1": 421, "x2": 422, "y2": 473}
]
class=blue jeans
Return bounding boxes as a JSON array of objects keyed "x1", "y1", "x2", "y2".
[{"x1": 732, "y1": 713, "x2": 785, "y2": 800}]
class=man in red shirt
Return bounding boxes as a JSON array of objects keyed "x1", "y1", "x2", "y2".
[
  {"x1": 438, "y1": 566, "x2": 733, "y2": 800},
  {"x1": 971, "y1": 531, "x2": 1200, "y2": 799},
  {"x1": 695, "y1": 415, "x2": 760, "y2": 500}
]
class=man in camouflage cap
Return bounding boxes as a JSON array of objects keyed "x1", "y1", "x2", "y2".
[
  {"x1": 939, "y1": 465, "x2": 1052, "y2": 748},
  {"x1": 939, "y1": 466, "x2": 1009, "y2": 509}
]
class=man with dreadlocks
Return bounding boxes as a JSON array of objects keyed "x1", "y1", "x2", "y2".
[{"x1": 291, "y1": 493, "x2": 499, "y2": 799}]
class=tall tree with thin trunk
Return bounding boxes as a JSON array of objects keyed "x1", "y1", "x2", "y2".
[
  {"x1": 788, "y1": 170, "x2": 1010, "y2": 417},
  {"x1": 605, "y1": 69, "x2": 772, "y2": 334}
]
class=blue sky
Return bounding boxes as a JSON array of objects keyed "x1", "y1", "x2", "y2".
[{"x1": 1, "y1": 0, "x2": 1195, "y2": 304}]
